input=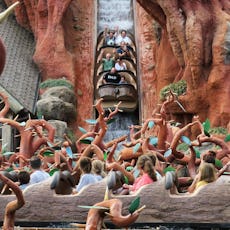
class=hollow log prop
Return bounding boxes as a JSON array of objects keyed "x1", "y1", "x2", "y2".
[
  {"x1": 0, "y1": 173, "x2": 25, "y2": 230},
  {"x1": 0, "y1": 177, "x2": 229, "y2": 223}
]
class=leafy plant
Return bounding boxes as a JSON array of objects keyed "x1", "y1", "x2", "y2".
[
  {"x1": 39, "y1": 78, "x2": 74, "y2": 90},
  {"x1": 49, "y1": 168, "x2": 59, "y2": 176},
  {"x1": 43, "y1": 150, "x2": 54, "y2": 157},
  {"x1": 160, "y1": 80, "x2": 187, "y2": 101},
  {"x1": 215, "y1": 159, "x2": 223, "y2": 168},
  {"x1": 209, "y1": 127, "x2": 228, "y2": 135},
  {"x1": 176, "y1": 143, "x2": 189, "y2": 151},
  {"x1": 128, "y1": 196, "x2": 140, "y2": 214},
  {"x1": 80, "y1": 137, "x2": 94, "y2": 144},
  {"x1": 194, "y1": 148, "x2": 201, "y2": 158},
  {"x1": 202, "y1": 118, "x2": 211, "y2": 137},
  {"x1": 225, "y1": 134, "x2": 230, "y2": 142},
  {"x1": 163, "y1": 166, "x2": 176, "y2": 174},
  {"x1": 106, "y1": 118, "x2": 116, "y2": 124}
]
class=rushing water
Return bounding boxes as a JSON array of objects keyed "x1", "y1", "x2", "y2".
[
  {"x1": 97, "y1": 0, "x2": 138, "y2": 146},
  {"x1": 97, "y1": 0, "x2": 134, "y2": 33},
  {"x1": 103, "y1": 111, "x2": 139, "y2": 152}
]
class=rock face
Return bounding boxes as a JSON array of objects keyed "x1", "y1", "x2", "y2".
[
  {"x1": 3, "y1": 0, "x2": 230, "y2": 133},
  {"x1": 136, "y1": 0, "x2": 230, "y2": 127},
  {"x1": 37, "y1": 86, "x2": 76, "y2": 122}
]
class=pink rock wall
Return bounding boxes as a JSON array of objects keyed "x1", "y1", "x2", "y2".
[{"x1": 136, "y1": 0, "x2": 230, "y2": 127}]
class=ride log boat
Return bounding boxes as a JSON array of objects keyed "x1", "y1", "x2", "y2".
[
  {"x1": 94, "y1": 31, "x2": 138, "y2": 112},
  {"x1": 0, "y1": 175, "x2": 229, "y2": 226}
]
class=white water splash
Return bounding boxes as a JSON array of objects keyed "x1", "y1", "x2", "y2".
[{"x1": 97, "y1": 0, "x2": 134, "y2": 33}]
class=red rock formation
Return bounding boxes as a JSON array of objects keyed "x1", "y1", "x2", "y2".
[
  {"x1": 136, "y1": 0, "x2": 230, "y2": 127},
  {"x1": 3, "y1": 0, "x2": 230, "y2": 133}
]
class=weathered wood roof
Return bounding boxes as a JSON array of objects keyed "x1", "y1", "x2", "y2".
[{"x1": 0, "y1": 3, "x2": 40, "y2": 114}]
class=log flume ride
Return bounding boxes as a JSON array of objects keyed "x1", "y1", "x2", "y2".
[
  {"x1": 94, "y1": 31, "x2": 138, "y2": 112},
  {"x1": 0, "y1": 1, "x2": 230, "y2": 230}
]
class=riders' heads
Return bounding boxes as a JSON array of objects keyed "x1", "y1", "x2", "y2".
[{"x1": 106, "y1": 53, "x2": 111, "y2": 59}]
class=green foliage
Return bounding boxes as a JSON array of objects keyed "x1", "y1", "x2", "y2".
[
  {"x1": 163, "y1": 166, "x2": 176, "y2": 174},
  {"x1": 176, "y1": 143, "x2": 189, "y2": 151},
  {"x1": 209, "y1": 127, "x2": 228, "y2": 135},
  {"x1": 103, "y1": 152, "x2": 108, "y2": 161},
  {"x1": 160, "y1": 80, "x2": 187, "y2": 101},
  {"x1": 49, "y1": 168, "x2": 59, "y2": 176},
  {"x1": 225, "y1": 134, "x2": 230, "y2": 142},
  {"x1": 215, "y1": 159, "x2": 223, "y2": 168},
  {"x1": 43, "y1": 150, "x2": 54, "y2": 157},
  {"x1": 202, "y1": 118, "x2": 211, "y2": 137},
  {"x1": 128, "y1": 196, "x2": 140, "y2": 214},
  {"x1": 194, "y1": 148, "x2": 201, "y2": 159},
  {"x1": 39, "y1": 78, "x2": 74, "y2": 90},
  {"x1": 124, "y1": 176, "x2": 129, "y2": 185},
  {"x1": 106, "y1": 118, "x2": 116, "y2": 124},
  {"x1": 80, "y1": 137, "x2": 94, "y2": 144}
]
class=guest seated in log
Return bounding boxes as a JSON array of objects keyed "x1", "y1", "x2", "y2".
[
  {"x1": 115, "y1": 58, "x2": 127, "y2": 71},
  {"x1": 17, "y1": 170, "x2": 30, "y2": 190},
  {"x1": 116, "y1": 41, "x2": 131, "y2": 59},
  {"x1": 30, "y1": 156, "x2": 50, "y2": 184},
  {"x1": 119, "y1": 76, "x2": 127, "y2": 84},
  {"x1": 98, "y1": 52, "x2": 115, "y2": 72},
  {"x1": 120, "y1": 155, "x2": 157, "y2": 195},
  {"x1": 200, "y1": 150, "x2": 230, "y2": 178},
  {"x1": 92, "y1": 159, "x2": 107, "y2": 180},
  {"x1": 103, "y1": 26, "x2": 118, "y2": 46},
  {"x1": 74, "y1": 157, "x2": 101, "y2": 193},
  {"x1": 187, "y1": 162, "x2": 217, "y2": 193},
  {"x1": 102, "y1": 67, "x2": 121, "y2": 84},
  {"x1": 202, "y1": 150, "x2": 216, "y2": 165},
  {"x1": 115, "y1": 29, "x2": 132, "y2": 46},
  {"x1": 145, "y1": 151, "x2": 163, "y2": 181}
]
